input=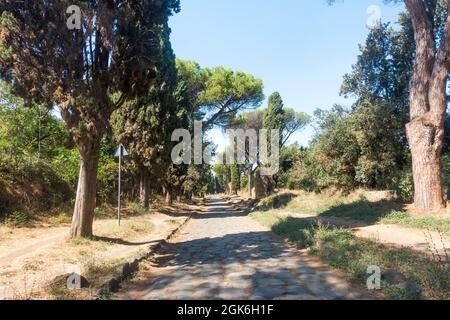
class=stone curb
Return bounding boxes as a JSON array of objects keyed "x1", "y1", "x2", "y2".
[{"x1": 95, "y1": 212, "x2": 194, "y2": 299}]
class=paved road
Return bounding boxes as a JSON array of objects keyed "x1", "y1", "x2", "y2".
[{"x1": 118, "y1": 196, "x2": 366, "y2": 300}]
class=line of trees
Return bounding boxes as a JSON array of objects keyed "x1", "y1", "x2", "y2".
[
  {"x1": 0, "y1": 1, "x2": 264, "y2": 237},
  {"x1": 213, "y1": 92, "x2": 310, "y2": 198}
]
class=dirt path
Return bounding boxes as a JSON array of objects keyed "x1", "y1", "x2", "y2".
[
  {"x1": 0, "y1": 211, "x2": 190, "y2": 299},
  {"x1": 0, "y1": 225, "x2": 68, "y2": 267},
  {"x1": 279, "y1": 212, "x2": 450, "y2": 262},
  {"x1": 0, "y1": 231, "x2": 67, "y2": 266},
  {"x1": 117, "y1": 196, "x2": 373, "y2": 300},
  {"x1": 353, "y1": 224, "x2": 450, "y2": 260}
]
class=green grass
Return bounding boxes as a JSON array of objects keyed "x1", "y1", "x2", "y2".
[
  {"x1": 6, "y1": 210, "x2": 35, "y2": 228},
  {"x1": 320, "y1": 199, "x2": 384, "y2": 223},
  {"x1": 381, "y1": 211, "x2": 450, "y2": 236},
  {"x1": 251, "y1": 211, "x2": 450, "y2": 300},
  {"x1": 255, "y1": 191, "x2": 450, "y2": 237}
]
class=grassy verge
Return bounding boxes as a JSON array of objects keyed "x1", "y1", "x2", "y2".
[
  {"x1": 252, "y1": 211, "x2": 450, "y2": 300},
  {"x1": 380, "y1": 211, "x2": 450, "y2": 236},
  {"x1": 256, "y1": 191, "x2": 450, "y2": 237}
]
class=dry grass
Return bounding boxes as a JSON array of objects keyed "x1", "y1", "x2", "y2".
[{"x1": 0, "y1": 200, "x2": 194, "y2": 300}]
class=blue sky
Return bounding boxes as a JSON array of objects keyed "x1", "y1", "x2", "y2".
[{"x1": 169, "y1": 0, "x2": 405, "y2": 151}]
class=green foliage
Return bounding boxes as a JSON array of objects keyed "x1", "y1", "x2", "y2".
[
  {"x1": 309, "y1": 106, "x2": 360, "y2": 189},
  {"x1": 283, "y1": 18, "x2": 414, "y2": 193},
  {"x1": 264, "y1": 92, "x2": 285, "y2": 131},
  {"x1": 0, "y1": 83, "x2": 68, "y2": 161},
  {"x1": 6, "y1": 210, "x2": 33, "y2": 227},
  {"x1": 394, "y1": 170, "x2": 414, "y2": 202},
  {"x1": 262, "y1": 92, "x2": 310, "y2": 151},
  {"x1": 97, "y1": 141, "x2": 119, "y2": 204},
  {"x1": 287, "y1": 99, "x2": 406, "y2": 191},
  {"x1": 230, "y1": 164, "x2": 240, "y2": 194},
  {"x1": 176, "y1": 59, "x2": 264, "y2": 128},
  {"x1": 0, "y1": 152, "x2": 74, "y2": 211},
  {"x1": 183, "y1": 165, "x2": 214, "y2": 196},
  {"x1": 252, "y1": 210, "x2": 450, "y2": 299}
]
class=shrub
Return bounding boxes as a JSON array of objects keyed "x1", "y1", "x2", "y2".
[
  {"x1": 394, "y1": 170, "x2": 414, "y2": 202},
  {"x1": 6, "y1": 210, "x2": 33, "y2": 227}
]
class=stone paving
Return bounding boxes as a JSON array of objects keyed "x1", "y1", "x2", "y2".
[{"x1": 118, "y1": 196, "x2": 368, "y2": 300}]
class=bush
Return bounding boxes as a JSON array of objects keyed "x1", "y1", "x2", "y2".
[
  {"x1": 6, "y1": 210, "x2": 33, "y2": 227},
  {"x1": 0, "y1": 155, "x2": 73, "y2": 218},
  {"x1": 394, "y1": 170, "x2": 414, "y2": 202}
]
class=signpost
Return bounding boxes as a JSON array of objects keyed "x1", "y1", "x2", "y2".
[{"x1": 115, "y1": 144, "x2": 129, "y2": 226}]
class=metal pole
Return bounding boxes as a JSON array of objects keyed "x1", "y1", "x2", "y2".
[{"x1": 118, "y1": 146, "x2": 122, "y2": 226}]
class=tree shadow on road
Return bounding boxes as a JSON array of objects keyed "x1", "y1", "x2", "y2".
[{"x1": 120, "y1": 230, "x2": 363, "y2": 300}]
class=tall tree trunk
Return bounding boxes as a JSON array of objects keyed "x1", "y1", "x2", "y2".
[
  {"x1": 166, "y1": 188, "x2": 173, "y2": 205},
  {"x1": 139, "y1": 168, "x2": 149, "y2": 209},
  {"x1": 248, "y1": 171, "x2": 252, "y2": 198},
  {"x1": 407, "y1": 122, "x2": 444, "y2": 210},
  {"x1": 70, "y1": 144, "x2": 100, "y2": 238}
]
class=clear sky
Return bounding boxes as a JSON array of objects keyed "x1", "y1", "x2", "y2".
[{"x1": 168, "y1": 0, "x2": 405, "y2": 151}]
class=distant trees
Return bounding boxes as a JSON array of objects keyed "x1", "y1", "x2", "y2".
[
  {"x1": 0, "y1": 83, "x2": 67, "y2": 161},
  {"x1": 218, "y1": 92, "x2": 309, "y2": 197},
  {"x1": 175, "y1": 59, "x2": 265, "y2": 128},
  {"x1": 112, "y1": 11, "x2": 179, "y2": 209},
  {"x1": 164, "y1": 60, "x2": 264, "y2": 201},
  {"x1": 230, "y1": 164, "x2": 240, "y2": 195}
]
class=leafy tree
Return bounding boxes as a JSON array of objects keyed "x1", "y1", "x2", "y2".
[
  {"x1": 264, "y1": 92, "x2": 285, "y2": 132},
  {"x1": 310, "y1": 106, "x2": 360, "y2": 189},
  {"x1": 163, "y1": 61, "x2": 264, "y2": 200},
  {"x1": 112, "y1": 12, "x2": 179, "y2": 208},
  {"x1": 352, "y1": 100, "x2": 405, "y2": 187},
  {"x1": 281, "y1": 108, "x2": 311, "y2": 147},
  {"x1": 329, "y1": 0, "x2": 450, "y2": 211},
  {"x1": 341, "y1": 19, "x2": 414, "y2": 135},
  {"x1": 0, "y1": 0, "x2": 180, "y2": 237},
  {"x1": 175, "y1": 60, "x2": 265, "y2": 128},
  {"x1": 0, "y1": 83, "x2": 67, "y2": 161}
]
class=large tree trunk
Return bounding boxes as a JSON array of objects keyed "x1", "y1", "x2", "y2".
[
  {"x1": 407, "y1": 121, "x2": 445, "y2": 210},
  {"x1": 70, "y1": 145, "x2": 100, "y2": 238},
  {"x1": 139, "y1": 168, "x2": 149, "y2": 209}
]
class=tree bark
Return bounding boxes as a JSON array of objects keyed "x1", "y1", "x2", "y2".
[
  {"x1": 166, "y1": 188, "x2": 173, "y2": 205},
  {"x1": 70, "y1": 144, "x2": 100, "y2": 238},
  {"x1": 139, "y1": 168, "x2": 149, "y2": 209},
  {"x1": 407, "y1": 121, "x2": 445, "y2": 210},
  {"x1": 248, "y1": 171, "x2": 252, "y2": 198}
]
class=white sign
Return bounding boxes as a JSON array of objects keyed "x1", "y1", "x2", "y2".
[
  {"x1": 116, "y1": 144, "x2": 128, "y2": 226},
  {"x1": 115, "y1": 144, "x2": 129, "y2": 157}
]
